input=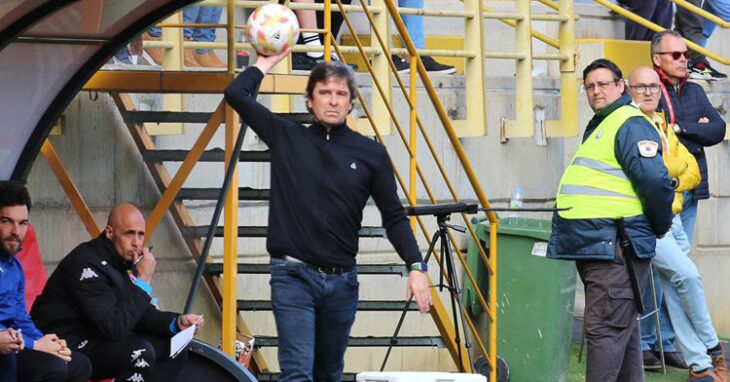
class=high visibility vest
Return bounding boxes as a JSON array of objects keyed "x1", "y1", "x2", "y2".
[{"x1": 557, "y1": 105, "x2": 654, "y2": 219}]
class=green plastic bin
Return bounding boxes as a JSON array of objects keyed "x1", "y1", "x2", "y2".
[{"x1": 464, "y1": 216, "x2": 576, "y2": 382}]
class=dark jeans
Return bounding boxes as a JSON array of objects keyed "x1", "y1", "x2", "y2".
[
  {"x1": 0, "y1": 348, "x2": 91, "y2": 382},
  {"x1": 79, "y1": 332, "x2": 186, "y2": 382},
  {"x1": 577, "y1": 247, "x2": 650, "y2": 382},
  {"x1": 618, "y1": 0, "x2": 673, "y2": 41},
  {"x1": 270, "y1": 257, "x2": 359, "y2": 382}
]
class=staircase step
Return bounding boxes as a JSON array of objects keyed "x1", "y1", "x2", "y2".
[
  {"x1": 256, "y1": 372, "x2": 357, "y2": 381},
  {"x1": 178, "y1": 187, "x2": 270, "y2": 201},
  {"x1": 238, "y1": 300, "x2": 418, "y2": 312},
  {"x1": 181, "y1": 225, "x2": 385, "y2": 238},
  {"x1": 254, "y1": 336, "x2": 445, "y2": 348},
  {"x1": 124, "y1": 111, "x2": 313, "y2": 124},
  {"x1": 142, "y1": 148, "x2": 270, "y2": 162},
  {"x1": 203, "y1": 263, "x2": 408, "y2": 276}
]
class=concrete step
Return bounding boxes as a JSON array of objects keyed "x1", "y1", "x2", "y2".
[
  {"x1": 254, "y1": 336, "x2": 445, "y2": 348},
  {"x1": 142, "y1": 148, "x2": 270, "y2": 162},
  {"x1": 181, "y1": 225, "x2": 386, "y2": 238},
  {"x1": 203, "y1": 262, "x2": 408, "y2": 276},
  {"x1": 237, "y1": 299, "x2": 418, "y2": 312},
  {"x1": 178, "y1": 187, "x2": 269, "y2": 201}
]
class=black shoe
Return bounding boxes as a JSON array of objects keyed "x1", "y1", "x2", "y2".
[
  {"x1": 292, "y1": 53, "x2": 318, "y2": 71},
  {"x1": 420, "y1": 55, "x2": 456, "y2": 74},
  {"x1": 315, "y1": 55, "x2": 359, "y2": 71},
  {"x1": 391, "y1": 55, "x2": 410, "y2": 73},
  {"x1": 663, "y1": 351, "x2": 689, "y2": 369},
  {"x1": 643, "y1": 350, "x2": 662, "y2": 370},
  {"x1": 689, "y1": 59, "x2": 727, "y2": 81}
]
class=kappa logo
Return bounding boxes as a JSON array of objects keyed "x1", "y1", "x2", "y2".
[
  {"x1": 101, "y1": 260, "x2": 107, "y2": 265},
  {"x1": 126, "y1": 373, "x2": 144, "y2": 382},
  {"x1": 79, "y1": 268, "x2": 98, "y2": 281},
  {"x1": 130, "y1": 348, "x2": 146, "y2": 361},
  {"x1": 134, "y1": 358, "x2": 151, "y2": 368},
  {"x1": 350, "y1": 162, "x2": 357, "y2": 170},
  {"x1": 77, "y1": 339, "x2": 88, "y2": 349},
  {"x1": 594, "y1": 129, "x2": 604, "y2": 139}
]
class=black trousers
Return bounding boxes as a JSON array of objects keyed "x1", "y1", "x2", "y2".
[
  {"x1": 577, "y1": 248, "x2": 650, "y2": 382},
  {"x1": 675, "y1": 0, "x2": 705, "y2": 62},
  {"x1": 617, "y1": 0, "x2": 673, "y2": 41},
  {"x1": 0, "y1": 348, "x2": 91, "y2": 382},
  {"x1": 79, "y1": 333, "x2": 187, "y2": 382}
]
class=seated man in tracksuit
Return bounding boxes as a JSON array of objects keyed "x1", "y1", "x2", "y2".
[{"x1": 31, "y1": 203, "x2": 204, "y2": 382}]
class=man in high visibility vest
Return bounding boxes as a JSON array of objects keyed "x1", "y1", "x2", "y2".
[{"x1": 547, "y1": 59, "x2": 674, "y2": 381}]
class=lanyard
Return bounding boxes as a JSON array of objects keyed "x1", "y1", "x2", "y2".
[{"x1": 660, "y1": 82, "x2": 676, "y2": 124}]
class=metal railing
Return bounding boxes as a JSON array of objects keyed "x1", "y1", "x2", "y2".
[{"x1": 593, "y1": 0, "x2": 729, "y2": 65}]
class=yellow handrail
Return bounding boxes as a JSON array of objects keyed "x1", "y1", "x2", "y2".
[
  {"x1": 671, "y1": 0, "x2": 730, "y2": 28},
  {"x1": 593, "y1": 0, "x2": 730, "y2": 65}
]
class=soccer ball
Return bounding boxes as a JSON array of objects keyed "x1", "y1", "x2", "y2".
[{"x1": 246, "y1": 4, "x2": 300, "y2": 56}]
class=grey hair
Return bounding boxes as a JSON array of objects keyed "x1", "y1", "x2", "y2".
[{"x1": 651, "y1": 30, "x2": 683, "y2": 54}]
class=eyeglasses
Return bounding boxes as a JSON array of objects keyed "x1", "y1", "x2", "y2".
[
  {"x1": 629, "y1": 84, "x2": 661, "y2": 94},
  {"x1": 583, "y1": 79, "x2": 619, "y2": 92},
  {"x1": 654, "y1": 51, "x2": 690, "y2": 60}
]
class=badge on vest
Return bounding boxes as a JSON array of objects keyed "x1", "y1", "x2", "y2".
[{"x1": 637, "y1": 140, "x2": 658, "y2": 157}]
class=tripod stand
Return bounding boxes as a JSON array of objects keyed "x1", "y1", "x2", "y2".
[{"x1": 381, "y1": 211, "x2": 474, "y2": 372}]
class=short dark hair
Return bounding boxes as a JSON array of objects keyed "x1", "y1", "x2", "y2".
[
  {"x1": 305, "y1": 61, "x2": 357, "y2": 101},
  {"x1": 583, "y1": 58, "x2": 623, "y2": 81},
  {"x1": 651, "y1": 30, "x2": 683, "y2": 54},
  {"x1": 0, "y1": 181, "x2": 31, "y2": 211}
]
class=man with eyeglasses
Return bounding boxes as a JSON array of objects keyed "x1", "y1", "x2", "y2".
[
  {"x1": 548, "y1": 59, "x2": 674, "y2": 381},
  {"x1": 649, "y1": 31, "x2": 729, "y2": 380}
]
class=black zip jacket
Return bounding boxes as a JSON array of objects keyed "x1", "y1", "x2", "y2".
[
  {"x1": 31, "y1": 235, "x2": 178, "y2": 348},
  {"x1": 224, "y1": 66, "x2": 422, "y2": 268}
]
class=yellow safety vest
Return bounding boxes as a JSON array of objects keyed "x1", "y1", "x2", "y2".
[{"x1": 557, "y1": 105, "x2": 654, "y2": 219}]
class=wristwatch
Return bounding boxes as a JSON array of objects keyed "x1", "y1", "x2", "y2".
[
  {"x1": 409, "y1": 262, "x2": 428, "y2": 273},
  {"x1": 671, "y1": 123, "x2": 682, "y2": 135}
]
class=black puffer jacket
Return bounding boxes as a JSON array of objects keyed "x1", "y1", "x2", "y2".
[{"x1": 31, "y1": 234, "x2": 178, "y2": 349}]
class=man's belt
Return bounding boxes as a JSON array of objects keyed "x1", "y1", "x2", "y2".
[{"x1": 274, "y1": 255, "x2": 354, "y2": 274}]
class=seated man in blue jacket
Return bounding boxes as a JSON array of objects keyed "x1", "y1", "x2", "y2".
[
  {"x1": 547, "y1": 59, "x2": 674, "y2": 381},
  {"x1": 0, "y1": 181, "x2": 91, "y2": 382},
  {"x1": 31, "y1": 203, "x2": 204, "y2": 382}
]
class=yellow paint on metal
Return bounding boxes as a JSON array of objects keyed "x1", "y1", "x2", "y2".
[
  {"x1": 145, "y1": 103, "x2": 225, "y2": 239},
  {"x1": 149, "y1": 11, "x2": 185, "y2": 135},
  {"x1": 83, "y1": 71, "x2": 308, "y2": 94},
  {"x1": 462, "y1": 0, "x2": 487, "y2": 136},
  {"x1": 409, "y1": 56, "x2": 417, "y2": 233},
  {"x1": 504, "y1": 0, "x2": 535, "y2": 138},
  {"x1": 227, "y1": 0, "x2": 236, "y2": 74},
  {"x1": 671, "y1": 0, "x2": 730, "y2": 28},
  {"x1": 324, "y1": 0, "x2": 331, "y2": 60},
  {"x1": 40, "y1": 140, "x2": 101, "y2": 238},
  {"x1": 593, "y1": 0, "x2": 728, "y2": 65},
  {"x1": 222, "y1": 104, "x2": 240, "y2": 357},
  {"x1": 544, "y1": 0, "x2": 579, "y2": 137}
]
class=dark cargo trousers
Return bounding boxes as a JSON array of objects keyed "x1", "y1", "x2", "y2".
[{"x1": 577, "y1": 248, "x2": 650, "y2": 382}]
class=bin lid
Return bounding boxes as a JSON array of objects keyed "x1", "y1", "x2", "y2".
[{"x1": 481, "y1": 216, "x2": 552, "y2": 241}]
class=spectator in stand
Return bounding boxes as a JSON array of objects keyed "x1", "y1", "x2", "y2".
[
  {"x1": 617, "y1": 0, "x2": 672, "y2": 41},
  {"x1": 651, "y1": 29, "x2": 727, "y2": 382},
  {"x1": 291, "y1": 0, "x2": 359, "y2": 71},
  {"x1": 143, "y1": 6, "x2": 226, "y2": 68},
  {"x1": 675, "y1": 0, "x2": 729, "y2": 80}
]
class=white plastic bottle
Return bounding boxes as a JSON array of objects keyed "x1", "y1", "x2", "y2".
[{"x1": 509, "y1": 186, "x2": 523, "y2": 217}]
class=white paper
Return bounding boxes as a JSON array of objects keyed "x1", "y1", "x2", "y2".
[{"x1": 170, "y1": 324, "x2": 196, "y2": 358}]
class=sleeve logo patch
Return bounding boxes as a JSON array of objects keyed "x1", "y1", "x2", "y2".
[
  {"x1": 80, "y1": 267, "x2": 99, "y2": 281},
  {"x1": 637, "y1": 140, "x2": 658, "y2": 157}
]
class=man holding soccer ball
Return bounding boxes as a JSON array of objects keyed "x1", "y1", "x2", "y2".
[{"x1": 224, "y1": 45, "x2": 432, "y2": 381}]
